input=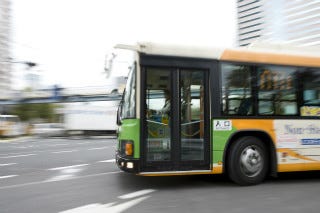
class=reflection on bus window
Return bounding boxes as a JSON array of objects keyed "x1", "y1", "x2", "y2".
[
  {"x1": 258, "y1": 66, "x2": 298, "y2": 115},
  {"x1": 121, "y1": 64, "x2": 136, "y2": 119},
  {"x1": 180, "y1": 70, "x2": 205, "y2": 161},
  {"x1": 145, "y1": 68, "x2": 171, "y2": 161},
  {"x1": 221, "y1": 63, "x2": 253, "y2": 115},
  {"x1": 301, "y1": 68, "x2": 320, "y2": 116}
]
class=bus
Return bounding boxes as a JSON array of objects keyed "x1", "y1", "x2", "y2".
[{"x1": 114, "y1": 42, "x2": 320, "y2": 185}]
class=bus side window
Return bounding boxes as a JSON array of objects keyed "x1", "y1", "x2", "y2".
[
  {"x1": 300, "y1": 68, "x2": 320, "y2": 116},
  {"x1": 220, "y1": 63, "x2": 253, "y2": 116},
  {"x1": 237, "y1": 98, "x2": 252, "y2": 115},
  {"x1": 301, "y1": 68, "x2": 320, "y2": 106},
  {"x1": 257, "y1": 66, "x2": 298, "y2": 116}
]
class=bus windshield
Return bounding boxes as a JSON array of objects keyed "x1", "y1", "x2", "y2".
[
  {"x1": 108, "y1": 48, "x2": 136, "y2": 120},
  {"x1": 121, "y1": 64, "x2": 136, "y2": 119}
]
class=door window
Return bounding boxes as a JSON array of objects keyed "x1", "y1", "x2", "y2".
[{"x1": 180, "y1": 70, "x2": 206, "y2": 161}]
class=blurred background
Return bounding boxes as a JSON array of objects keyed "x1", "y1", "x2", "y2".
[{"x1": 1, "y1": 0, "x2": 320, "y2": 138}]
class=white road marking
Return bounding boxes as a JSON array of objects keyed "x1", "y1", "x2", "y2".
[
  {"x1": 75, "y1": 142, "x2": 92, "y2": 145},
  {"x1": 47, "y1": 144, "x2": 69, "y2": 147},
  {"x1": 0, "y1": 175, "x2": 18, "y2": 179},
  {"x1": 60, "y1": 196, "x2": 151, "y2": 213},
  {"x1": 60, "y1": 203, "x2": 107, "y2": 213},
  {"x1": 0, "y1": 149, "x2": 65, "y2": 157},
  {"x1": 48, "y1": 164, "x2": 89, "y2": 171},
  {"x1": 98, "y1": 159, "x2": 115, "y2": 163},
  {"x1": 52, "y1": 150, "x2": 78, "y2": 154},
  {"x1": 46, "y1": 166, "x2": 84, "y2": 182},
  {"x1": 62, "y1": 168, "x2": 83, "y2": 173},
  {"x1": 12, "y1": 145, "x2": 35, "y2": 149},
  {"x1": 11, "y1": 146, "x2": 26, "y2": 149},
  {"x1": 0, "y1": 152, "x2": 30, "y2": 156},
  {"x1": 0, "y1": 163, "x2": 17, "y2": 167},
  {"x1": 118, "y1": 189, "x2": 156, "y2": 199},
  {"x1": 108, "y1": 196, "x2": 151, "y2": 212},
  {"x1": 0, "y1": 171, "x2": 122, "y2": 190},
  {"x1": 45, "y1": 174, "x2": 74, "y2": 182},
  {"x1": 0, "y1": 154, "x2": 36, "y2": 159},
  {"x1": 88, "y1": 146, "x2": 110, "y2": 151}
]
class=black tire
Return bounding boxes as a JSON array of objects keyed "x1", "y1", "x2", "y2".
[{"x1": 227, "y1": 136, "x2": 268, "y2": 186}]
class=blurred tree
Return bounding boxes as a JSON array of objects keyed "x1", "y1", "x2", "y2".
[{"x1": 10, "y1": 103, "x2": 57, "y2": 122}]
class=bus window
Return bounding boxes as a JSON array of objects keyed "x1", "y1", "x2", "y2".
[
  {"x1": 180, "y1": 70, "x2": 205, "y2": 161},
  {"x1": 257, "y1": 65, "x2": 298, "y2": 116},
  {"x1": 221, "y1": 63, "x2": 253, "y2": 115},
  {"x1": 121, "y1": 65, "x2": 136, "y2": 119},
  {"x1": 302, "y1": 68, "x2": 320, "y2": 106},
  {"x1": 300, "y1": 68, "x2": 320, "y2": 116},
  {"x1": 145, "y1": 69, "x2": 172, "y2": 161}
]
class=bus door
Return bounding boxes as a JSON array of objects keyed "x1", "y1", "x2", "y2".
[{"x1": 142, "y1": 67, "x2": 210, "y2": 172}]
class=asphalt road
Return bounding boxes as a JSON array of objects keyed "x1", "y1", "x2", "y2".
[{"x1": 1, "y1": 136, "x2": 320, "y2": 213}]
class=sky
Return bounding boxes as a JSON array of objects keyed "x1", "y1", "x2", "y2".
[{"x1": 11, "y1": 0, "x2": 237, "y2": 89}]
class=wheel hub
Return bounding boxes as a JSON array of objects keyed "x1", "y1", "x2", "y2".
[{"x1": 240, "y1": 145, "x2": 263, "y2": 177}]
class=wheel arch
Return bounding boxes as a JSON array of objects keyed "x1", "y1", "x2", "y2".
[{"x1": 223, "y1": 130, "x2": 277, "y2": 177}]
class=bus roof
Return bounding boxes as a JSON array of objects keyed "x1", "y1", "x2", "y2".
[{"x1": 115, "y1": 42, "x2": 320, "y2": 68}]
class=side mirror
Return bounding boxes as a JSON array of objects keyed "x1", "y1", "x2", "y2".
[{"x1": 117, "y1": 100, "x2": 123, "y2": 125}]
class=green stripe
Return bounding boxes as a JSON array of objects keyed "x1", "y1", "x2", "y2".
[{"x1": 212, "y1": 119, "x2": 237, "y2": 164}]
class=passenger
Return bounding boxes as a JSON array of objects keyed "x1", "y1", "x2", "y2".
[{"x1": 159, "y1": 89, "x2": 171, "y2": 116}]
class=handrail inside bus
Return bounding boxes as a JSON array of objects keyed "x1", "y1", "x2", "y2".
[
  {"x1": 181, "y1": 120, "x2": 203, "y2": 126},
  {"x1": 146, "y1": 120, "x2": 168, "y2": 126}
]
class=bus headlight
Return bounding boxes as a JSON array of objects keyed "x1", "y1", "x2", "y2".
[{"x1": 126, "y1": 162, "x2": 134, "y2": 169}]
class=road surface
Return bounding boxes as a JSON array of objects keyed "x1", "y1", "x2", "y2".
[{"x1": 1, "y1": 136, "x2": 320, "y2": 213}]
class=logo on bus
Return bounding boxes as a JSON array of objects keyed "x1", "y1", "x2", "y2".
[{"x1": 214, "y1": 120, "x2": 232, "y2": 131}]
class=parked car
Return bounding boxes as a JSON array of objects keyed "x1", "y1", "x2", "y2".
[
  {"x1": 0, "y1": 115, "x2": 25, "y2": 137},
  {"x1": 32, "y1": 123, "x2": 65, "y2": 137}
]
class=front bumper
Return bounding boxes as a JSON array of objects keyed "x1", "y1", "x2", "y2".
[{"x1": 115, "y1": 151, "x2": 140, "y2": 173}]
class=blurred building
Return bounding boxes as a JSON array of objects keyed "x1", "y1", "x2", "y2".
[
  {"x1": 237, "y1": 0, "x2": 320, "y2": 47},
  {"x1": 0, "y1": 0, "x2": 11, "y2": 98}
]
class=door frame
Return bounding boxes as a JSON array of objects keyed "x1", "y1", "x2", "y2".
[{"x1": 139, "y1": 55, "x2": 216, "y2": 172}]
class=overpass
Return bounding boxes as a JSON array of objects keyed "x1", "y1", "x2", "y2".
[
  {"x1": 0, "y1": 93, "x2": 122, "y2": 105},
  {"x1": 0, "y1": 84, "x2": 124, "y2": 106}
]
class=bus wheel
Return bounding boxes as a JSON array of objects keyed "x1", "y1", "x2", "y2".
[{"x1": 227, "y1": 136, "x2": 268, "y2": 186}]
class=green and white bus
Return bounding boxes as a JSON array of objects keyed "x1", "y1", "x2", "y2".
[{"x1": 114, "y1": 42, "x2": 320, "y2": 185}]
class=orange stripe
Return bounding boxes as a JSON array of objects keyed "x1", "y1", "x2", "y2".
[
  {"x1": 279, "y1": 163, "x2": 320, "y2": 172},
  {"x1": 212, "y1": 166, "x2": 223, "y2": 174},
  {"x1": 221, "y1": 49, "x2": 320, "y2": 67},
  {"x1": 139, "y1": 171, "x2": 214, "y2": 177},
  {"x1": 232, "y1": 119, "x2": 276, "y2": 142}
]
